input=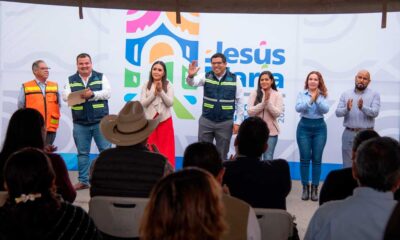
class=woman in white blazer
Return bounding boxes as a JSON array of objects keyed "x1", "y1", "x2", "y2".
[{"x1": 140, "y1": 61, "x2": 175, "y2": 167}]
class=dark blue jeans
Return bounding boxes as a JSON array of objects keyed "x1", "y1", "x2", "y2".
[
  {"x1": 73, "y1": 123, "x2": 111, "y2": 185},
  {"x1": 296, "y1": 118, "x2": 327, "y2": 186}
]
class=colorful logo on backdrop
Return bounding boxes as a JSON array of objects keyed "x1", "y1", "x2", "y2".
[
  {"x1": 124, "y1": 10, "x2": 199, "y2": 120},
  {"x1": 204, "y1": 41, "x2": 287, "y2": 88}
]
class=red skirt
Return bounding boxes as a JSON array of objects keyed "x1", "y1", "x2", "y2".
[{"x1": 147, "y1": 117, "x2": 175, "y2": 167}]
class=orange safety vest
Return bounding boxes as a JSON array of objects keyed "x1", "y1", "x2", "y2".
[{"x1": 23, "y1": 80, "x2": 60, "y2": 132}]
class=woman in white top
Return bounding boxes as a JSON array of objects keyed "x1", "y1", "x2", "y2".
[
  {"x1": 140, "y1": 61, "x2": 175, "y2": 166},
  {"x1": 247, "y1": 71, "x2": 284, "y2": 160}
]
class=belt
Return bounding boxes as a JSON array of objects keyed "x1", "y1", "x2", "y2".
[{"x1": 346, "y1": 127, "x2": 373, "y2": 132}]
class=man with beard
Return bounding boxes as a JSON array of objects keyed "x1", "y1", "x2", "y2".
[{"x1": 335, "y1": 70, "x2": 380, "y2": 168}]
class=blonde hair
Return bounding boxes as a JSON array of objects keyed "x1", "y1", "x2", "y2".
[{"x1": 140, "y1": 168, "x2": 227, "y2": 240}]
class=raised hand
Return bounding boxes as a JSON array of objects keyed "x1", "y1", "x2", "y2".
[
  {"x1": 347, "y1": 99, "x2": 353, "y2": 111},
  {"x1": 188, "y1": 60, "x2": 200, "y2": 78}
]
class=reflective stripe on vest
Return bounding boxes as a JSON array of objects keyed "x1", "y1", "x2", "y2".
[
  {"x1": 204, "y1": 96, "x2": 218, "y2": 102},
  {"x1": 93, "y1": 103, "x2": 105, "y2": 109},
  {"x1": 205, "y1": 79, "x2": 219, "y2": 85},
  {"x1": 221, "y1": 105, "x2": 234, "y2": 110},
  {"x1": 24, "y1": 86, "x2": 41, "y2": 93},
  {"x1": 89, "y1": 81, "x2": 103, "y2": 86},
  {"x1": 50, "y1": 118, "x2": 59, "y2": 125},
  {"x1": 220, "y1": 81, "x2": 236, "y2": 86},
  {"x1": 203, "y1": 103, "x2": 214, "y2": 109},
  {"x1": 72, "y1": 106, "x2": 83, "y2": 110},
  {"x1": 69, "y1": 82, "x2": 84, "y2": 88}
]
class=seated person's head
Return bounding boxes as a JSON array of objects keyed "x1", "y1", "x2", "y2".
[
  {"x1": 1, "y1": 148, "x2": 60, "y2": 239},
  {"x1": 183, "y1": 142, "x2": 223, "y2": 180},
  {"x1": 1, "y1": 108, "x2": 45, "y2": 156},
  {"x1": 4, "y1": 147, "x2": 58, "y2": 205},
  {"x1": 140, "y1": 168, "x2": 226, "y2": 240},
  {"x1": 351, "y1": 129, "x2": 380, "y2": 161},
  {"x1": 235, "y1": 116, "x2": 269, "y2": 158},
  {"x1": 353, "y1": 137, "x2": 400, "y2": 192}
]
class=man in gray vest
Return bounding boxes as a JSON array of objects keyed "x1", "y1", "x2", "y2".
[
  {"x1": 183, "y1": 141, "x2": 261, "y2": 240},
  {"x1": 186, "y1": 53, "x2": 244, "y2": 161},
  {"x1": 62, "y1": 53, "x2": 111, "y2": 190}
]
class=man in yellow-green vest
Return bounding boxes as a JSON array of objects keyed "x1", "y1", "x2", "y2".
[
  {"x1": 186, "y1": 53, "x2": 244, "y2": 161},
  {"x1": 62, "y1": 53, "x2": 111, "y2": 190},
  {"x1": 18, "y1": 60, "x2": 60, "y2": 145}
]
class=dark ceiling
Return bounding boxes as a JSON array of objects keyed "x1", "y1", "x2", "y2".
[{"x1": 1, "y1": 0, "x2": 399, "y2": 14}]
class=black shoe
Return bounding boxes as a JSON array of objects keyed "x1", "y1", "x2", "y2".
[
  {"x1": 311, "y1": 185, "x2": 319, "y2": 201},
  {"x1": 301, "y1": 184, "x2": 310, "y2": 201}
]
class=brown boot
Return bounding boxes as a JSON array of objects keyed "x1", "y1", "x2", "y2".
[
  {"x1": 311, "y1": 185, "x2": 319, "y2": 201},
  {"x1": 301, "y1": 184, "x2": 310, "y2": 200}
]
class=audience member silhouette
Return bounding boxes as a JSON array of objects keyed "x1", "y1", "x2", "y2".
[
  {"x1": 384, "y1": 201, "x2": 400, "y2": 240},
  {"x1": 319, "y1": 129, "x2": 380, "y2": 205},
  {"x1": 223, "y1": 116, "x2": 291, "y2": 210},
  {"x1": 0, "y1": 148, "x2": 101, "y2": 240},
  {"x1": 90, "y1": 101, "x2": 170, "y2": 198},
  {"x1": 139, "y1": 168, "x2": 227, "y2": 240},
  {"x1": 305, "y1": 137, "x2": 400, "y2": 240},
  {"x1": 0, "y1": 108, "x2": 76, "y2": 202},
  {"x1": 183, "y1": 141, "x2": 260, "y2": 240}
]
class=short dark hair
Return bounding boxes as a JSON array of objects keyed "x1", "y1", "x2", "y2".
[
  {"x1": 352, "y1": 129, "x2": 380, "y2": 152},
  {"x1": 211, "y1": 53, "x2": 226, "y2": 63},
  {"x1": 32, "y1": 60, "x2": 45, "y2": 72},
  {"x1": 355, "y1": 137, "x2": 400, "y2": 191},
  {"x1": 76, "y1": 53, "x2": 91, "y2": 62},
  {"x1": 236, "y1": 117, "x2": 269, "y2": 158},
  {"x1": 183, "y1": 142, "x2": 222, "y2": 177}
]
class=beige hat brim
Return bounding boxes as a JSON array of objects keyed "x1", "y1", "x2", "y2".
[{"x1": 100, "y1": 115, "x2": 159, "y2": 146}]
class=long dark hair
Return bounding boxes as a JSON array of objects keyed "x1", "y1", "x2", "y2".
[
  {"x1": 1, "y1": 147, "x2": 60, "y2": 239},
  {"x1": 254, "y1": 71, "x2": 278, "y2": 105},
  {"x1": 147, "y1": 61, "x2": 168, "y2": 93},
  {"x1": 0, "y1": 109, "x2": 45, "y2": 190}
]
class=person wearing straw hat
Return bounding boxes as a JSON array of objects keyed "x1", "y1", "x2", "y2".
[{"x1": 90, "y1": 101, "x2": 171, "y2": 198}]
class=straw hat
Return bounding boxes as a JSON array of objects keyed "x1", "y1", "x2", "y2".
[{"x1": 100, "y1": 101, "x2": 159, "y2": 146}]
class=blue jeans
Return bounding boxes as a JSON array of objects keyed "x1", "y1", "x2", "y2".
[
  {"x1": 73, "y1": 123, "x2": 111, "y2": 184},
  {"x1": 296, "y1": 118, "x2": 327, "y2": 186},
  {"x1": 262, "y1": 136, "x2": 278, "y2": 160}
]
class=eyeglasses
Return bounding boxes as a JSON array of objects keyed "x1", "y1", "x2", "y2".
[{"x1": 39, "y1": 67, "x2": 51, "y2": 70}]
